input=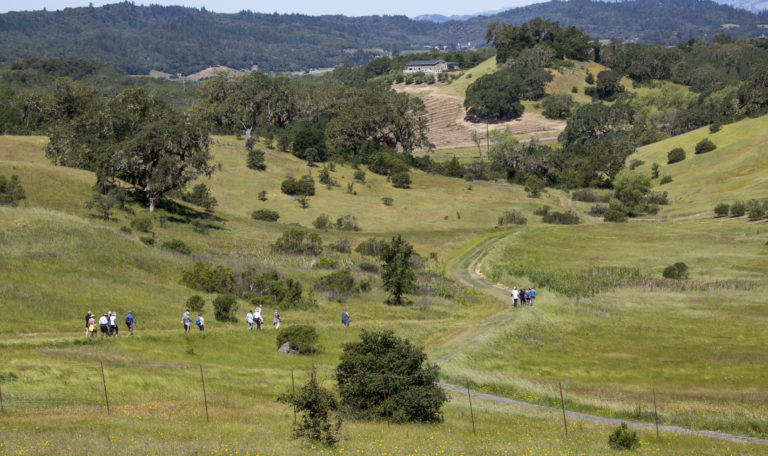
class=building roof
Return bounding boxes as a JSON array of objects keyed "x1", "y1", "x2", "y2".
[{"x1": 406, "y1": 60, "x2": 445, "y2": 66}]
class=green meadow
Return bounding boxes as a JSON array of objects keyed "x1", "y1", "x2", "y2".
[{"x1": 1, "y1": 115, "x2": 768, "y2": 455}]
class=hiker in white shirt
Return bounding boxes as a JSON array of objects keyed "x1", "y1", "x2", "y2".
[{"x1": 511, "y1": 287, "x2": 520, "y2": 307}]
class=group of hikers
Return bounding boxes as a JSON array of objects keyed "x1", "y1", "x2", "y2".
[
  {"x1": 83, "y1": 306, "x2": 353, "y2": 337},
  {"x1": 85, "y1": 311, "x2": 134, "y2": 337},
  {"x1": 510, "y1": 286, "x2": 536, "y2": 307}
]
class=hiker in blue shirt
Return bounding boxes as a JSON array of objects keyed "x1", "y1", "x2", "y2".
[
  {"x1": 125, "y1": 311, "x2": 135, "y2": 336},
  {"x1": 529, "y1": 287, "x2": 537, "y2": 305},
  {"x1": 341, "y1": 310, "x2": 350, "y2": 327}
]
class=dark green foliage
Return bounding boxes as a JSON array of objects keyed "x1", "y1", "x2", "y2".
[
  {"x1": 278, "y1": 368, "x2": 340, "y2": 446},
  {"x1": 85, "y1": 191, "x2": 119, "y2": 221},
  {"x1": 663, "y1": 262, "x2": 689, "y2": 279},
  {"x1": 272, "y1": 229, "x2": 323, "y2": 255},
  {"x1": 442, "y1": 157, "x2": 464, "y2": 178},
  {"x1": 628, "y1": 159, "x2": 644, "y2": 170},
  {"x1": 246, "y1": 149, "x2": 266, "y2": 170},
  {"x1": 589, "y1": 204, "x2": 609, "y2": 216},
  {"x1": 659, "y1": 175, "x2": 673, "y2": 185},
  {"x1": 595, "y1": 70, "x2": 624, "y2": 100},
  {"x1": 667, "y1": 147, "x2": 686, "y2": 164},
  {"x1": 212, "y1": 294, "x2": 238, "y2": 322},
  {"x1": 257, "y1": 190, "x2": 268, "y2": 201},
  {"x1": 381, "y1": 197, "x2": 394, "y2": 206},
  {"x1": 497, "y1": 210, "x2": 528, "y2": 226},
  {"x1": 603, "y1": 208, "x2": 628, "y2": 222},
  {"x1": 318, "y1": 166, "x2": 336, "y2": 187},
  {"x1": 336, "y1": 330, "x2": 447, "y2": 423},
  {"x1": 186, "y1": 295, "x2": 205, "y2": 312},
  {"x1": 709, "y1": 122, "x2": 722, "y2": 133},
  {"x1": 608, "y1": 423, "x2": 639, "y2": 450},
  {"x1": 651, "y1": 163, "x2": 660, "y2": 179},
  {"x1": 192, "y1": 219, "x2": 209, "y2": 234},
  {"x1": 464, "y1": 70, "x2": 524, "y2": 121},
  {"x1": 312, "y1": 257, "x2": 341, "y2": 270},
  {"x1": 313, "y1": 214, "x2": 332, "y2": 230},
  {"x1": 140, "y1": 236, "x2": 155, "y2": 246},
  {"x1": 730, "y1": 200, "x2": 746, "y2": 217},
  {"x1": 119, "y1": 226, "x2": 132, "y2": 234},
  {"x1": 714, "y1": 203, "x2": 730, "y2": 217},
  {"x1": 571, "y1": 189, "x2": 609, "y2": 203},
  {"x1": 276, "y1": 325, "x2": 320, "y2": 354},
  {"x1": 747, "y1": 199, "x2": 766, "y2": 220},
  {"x1": 645, "y1": 191, "x2": 669, "y2": 205},
  {"x1": 359, "y1": 262, "x2": 379, "y2": 273},
  {"x1": 381, "y1": 235, "x2": 417, "y2": 305},
  {"x1": 292, "y1": 127, "x2": 328, "y2": 161},
  {"x1": 607, "y1": 170, "x2": 651, "y2": 219},
  {"x1": 367, "y1": 149, "x2": 410, "y2": 176},
  {"x1": 329, "y1": 239, "x2": 352, "y2": 254},
  {"x1": 353, "y1": 170, "x2": 366, "y2": 183},
  {"x1": 335, "y1": 215, "x2": 360, "y2": 231},
  {"x1": 251, "y1": 209, "x2": 280, "y2": 222},
  {"x1": 180, "y1": 261, "x2": 236, "y2": 294},
  {"x1": 182, "y1": 183, "x2": 218, "y2": 211},
  {"x1": 130, "y1": 216, "x2": 153, "y2": 233},
  {"x1": 295, "y1": 195, "x2": 310, "y2": 209},
  {"x1": 0, "y1": 174, "x2": 25, "y2": 206},
  {"x1": 281, "y1": 175, "x2": 316, "y2": 196},
  {"x1": 542, "y1": 210, "x2": 580, "y2": 225},
  {"x1": 524, "y1": 175, "x2": 544, "y2": 197},
  {"x1": 533, "y1": 206, "x2": 550, "y2": 216},
  {"x1": 315, "y1": 270, "x2": 358, "y2": 298},
  {"x1": 487, "y1": 18, "x2": 592, "y2": 64},
  {"x1": 356, "y1": 240, "x2": 387, "y2": 261},
  {"x1": 161, "y1": 239, "x2": 191, "y2": 255},
  {"x1": 585, "y1": 72, "x2": 595, "y2": 85},
  {"x1": 241, "y1": 268, "x2": 315, "y2": 310},
  {"x1": 571, "y1": 86, "x2": 578, "y2": 93},
  {"x1": 541, "y1": 93, "x2": 575, "y2": 119},
  {"x1": 391, "y1": 172, "x2": 412, "y2": 189},
  {"x1": 695, "y1": 138, "x2": 716, "y2": 154}
]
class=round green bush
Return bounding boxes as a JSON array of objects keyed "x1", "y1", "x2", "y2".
[
  {"x1": 713, "y1": 203, "x2": 730, "y2": 217},
  {"x1": 276, "y1": 325, "x2": 319, "y2": 354},
  {"x1": 251, "y1": 209, "x2": 280, "y2": 222},
  {"x1": 662, "y1": 262, "x2": 689, "y2": 279},
  {"x1": 186, "y1": 295, "x2": 205, "y2": 312},
  {"x1": 162, "y1": 239, "x2": 191, "y2": 255},
  {"x1": 695, "y1": 138, "x2": 716, "y2": 154},
  {"x1": 131, "y1": 216, "x2": 153, "y2": 232},
  {"x1": 667, "y1": 147, "x2": 686, "y2": 164}
]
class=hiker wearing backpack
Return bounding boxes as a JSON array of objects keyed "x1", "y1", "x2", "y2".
[
  {"x1": 196, "y1": 312, "x2": 205, "y2": 332},
  {"x1": 87, "y1": 314, "x2": 97, "y2": 337},
  {"x1": 529, "y1": 287, "x2": 537, "y2": 305},
  {"x1": 273, "y1": 309, "x2": 281, "y2": 329},
  {"x1": 85, "y1": 311, "x2": 92, "y2": 337},
  {"x1": 98, "y1": 314, "x2": 109, "y2": 336},
  {"x1": 254, "y1": 305, "x2": 263, "y2": 330},
  {"x1": 182, "y1": 309, "x2": 192, "y2": 334},
  {"x1": 125, "y1": 311, "x2": 135, "y2": 336},
  {"x1": 109, "y1": 312, "x2": 119, "y2": 336},
  {"x1": 246, "y1": 310, "x2": 254, "y2": 331}
]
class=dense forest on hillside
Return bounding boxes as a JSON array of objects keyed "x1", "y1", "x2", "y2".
[{"x1": 1, "y1": 0, "x2": 767, "y2": 74}]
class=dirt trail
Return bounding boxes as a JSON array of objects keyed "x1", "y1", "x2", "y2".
[{"x1": 441, "y1": 232, "x2": 768, "y2": 447}]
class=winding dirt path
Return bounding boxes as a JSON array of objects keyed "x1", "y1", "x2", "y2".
[{"x1": 440, "y1": 232, "x2": 768, "y2": 446}]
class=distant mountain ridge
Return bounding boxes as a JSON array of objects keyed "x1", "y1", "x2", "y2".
[{"x1": 1, "y1": 0, "x2": 766, "y2": 75}]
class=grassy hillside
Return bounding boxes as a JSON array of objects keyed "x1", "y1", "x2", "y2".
[{"x1": 629, "y1": 115, "x2": 768, "y2": 218}]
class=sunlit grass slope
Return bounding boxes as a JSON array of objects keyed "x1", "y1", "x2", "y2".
[{"x1": 629, "y1": 115, "x2": 768, "y2": 218}]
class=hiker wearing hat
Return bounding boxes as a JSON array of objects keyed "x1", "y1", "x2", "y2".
[
  {"x1": 99, "y1": 313, "x2": 109, "y2": 336},
  {"x1": 109, "y1": 312, "x2": 119, "y2": 336},
  {"x1": 125, "y1": 311, "x2": 135, "y2": 336},
  {"x1": 85, "y1": 311, "x2": 93, "y2": 337}
]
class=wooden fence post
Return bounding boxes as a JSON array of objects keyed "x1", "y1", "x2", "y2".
[
  {"x1": 381, "y1": 376, "x2": 390, "y2": 429},
  {"x1": 291, "y1": 369, "x2": 297, "y2": 425},
  {"x1": 559, "y1": 382, "x2": 567, "y2": 437},
  {"x1": 100, "y1": 361, "x2": 110, "y2": 415},
  {"x1": 0, "y1": 383, "x2": 4, "y2": 413},
  {"x1": 200, "y1": 365, "x2": 209, "y2": 423},
  {"x1": 652, "y1": 387, "x2": 660, "y2": 439},
  {"x1": 465, "y1": 379, "x2": 476, "y2": 435}
]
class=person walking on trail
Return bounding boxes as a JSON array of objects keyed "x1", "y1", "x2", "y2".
[
  {"x1": 125, "y1": 311, "x2": 135, "y2": 336},
  {"x1": 196, "y1": 312, "x2": 205, "y2": 332},
  {"x1": 182, "y1": 309, "x2": 192, "y2": 334},
  {"x1": 511, "y1": 287, "x2": 520, "y2": 307},
  {"x1": 273, "y1": 310, "x2": 281, "y2": 329},
  {"x1": 85, "y1": 311, "x2": 92, "y2": 337},
  {"x1": 254, "y1": 305, "x2": 263, "y2": 330},
  {"x1": 87, "y1": 314, "x2": 97, "y2": 337},
  {"x1": 529, "y1": 287, "x2": 537, "y2": 305},
  {"x1": 99, "y1": 313, "x2": 109, "y2": 336},
  {"x1": 109, "y1": 312, "x2": 119, "y2": 336},
  {"x1": 341, "y1": 310, "x2": 350, "y2": 327},
  {"x1": 522, "y1": 288, "x2": 529, "y2": 306},
  {"x1": 246, "y1": 310, "x2": 254, "y2": 331}
]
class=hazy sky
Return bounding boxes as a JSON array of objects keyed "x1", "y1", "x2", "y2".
[{"x1": 0, "y1": 0, "x2": 539, "y2": 17}]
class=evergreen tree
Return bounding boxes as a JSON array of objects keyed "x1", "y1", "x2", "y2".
[{"x1": 381, "y1": 235, "x2": 416, "y2": 305}]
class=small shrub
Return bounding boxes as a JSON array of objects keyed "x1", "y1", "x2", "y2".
[
  {"x1": 355, "y1": 238, "x2": 388, "y2": 258},
  {"x1": 162, "y1": 239, "x2": 191, "y2": 255},
  {"x1": 251, "y1": 209, "x2": 280, "y2": 222},
  {"x1": 523, "y1": 175, "x2": 544, "y2": 197},
  {"x1": 604, "y1": 208, "x2": 628, "y2": 222},
  {"x1": 119, "y1": 226, "x2": 132, "y2": 234},
  {"x1": 319, "y1": 165, "x2": 336, "y2": 187},
  {"x1": 714, "y1": 203, "x2": 730, "y2": 217},
  {"x1": 628, "y1": 159, "x2": 645, "y2": 170},
  {"x1": 608, "y1": 423, "x2": 639, "y2": 450},
  {"x1": 589, "y1": 205, "x2": 609, "y2": 216},
  {"x1": 281, "y1": 175, "x2": 315, "y2": 196},
  {"x1": 651, "y1": 163, "x2": 660, "y2": 179},
  {"x1": 278, "y1": 368, "x2": 341, "y2": 446},
  {"x1": 313, "y1": 257, "x2": 340, "y2": 270},
  {"x1": 533, "y1": 206, "x2": 550, "y2": 216},
  {"x1": 272, "y1": 229, "x2": 323, "y2": 255},
  {"x1": 186, "y1": 295, "x2": 205, "y2": 312},
  {"x1": 131, "y1": 216, "x2": 153, "y2": 232},
  {"x1": 663, "y1": 262, "x2": 689, "y2": 279},
  {"x1": 542, "y1": 211, "x2": 580, "y2": 225},
  {"x1": 140, "y1": 236, "x2": 155, "y2": 245},
  {"x1": 497, "y1": 210, "x2": 527, "y2": 226},
  {"x1": 695, "y1": 138, "x2": 716, "y2": 154},
  {"x1": 329, "y1": 239, "x2": 352, "y2": 253},
  {"x1": 667, "y1": 147, "x2": 686, "y2": 164},
  {"x1": 313, "y1": 214, "x2": 332, "y2": 230},
  {"x1": 730, "y1": 200, "x2": 746, "y2": 217},
  {"x1": 709, "y1": 122, "x2": 722, "y2": 133},
  {"x1": 659, "y1": 176, "x2": 673, "y2": 185},
  {"x1": 359, "y1": 261, "x2": 379, "y2": 273},
  {"x1": 315, "y1": 270, "x2": 357, "y2": 298},
  {"x1": 180, "y1": 262, "x2": 236, "y2": 293},
  {"x1": 571, "y1": 86, "x2": 578, "y2": 93},
  {"x1": 381, "y1": 197, "x2": 394, "y2": 206},
  {"x1": 257, "y1": 190, "x2": 267, "y2": 201},
  {"x1": 0, "y1": 174, "x2": 26, "y2": 206},
  {"x1": 296, "y1": 195, "x2": 310, "y2": 208},
  {"x1": 276, "y1": 325, "x2": 319, "y2": 353},
  {"x1": 353, "y1": 170, "x2": 366, "y2": 183},
  {"x1": 212, "y1": 294, "x2": 239, "y2": 322},
  {"x1": 246, "y1": 149, "x2": 266, "y2": 170},
  {"x1": 391, "y1": 172, "x2": 411, "y2": 189},
  {"x1": 335, "y1": 215, "x2": 360, "y2": 231},
  {"x1": 645, "y1": 191, "x2": 669, "y2": 205},
  {"x1": 585, "y1": 72, "x2": 595, "y2": 84},
  {"x1": 747, "y1": 199, "x2": 766, "y2": 220},
  {"x1": 182, "y1": 183, "x2": 218, "y2": 211},
  {"x1": 571, "y1": 189, "x2": 609, "y2": 203}
]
